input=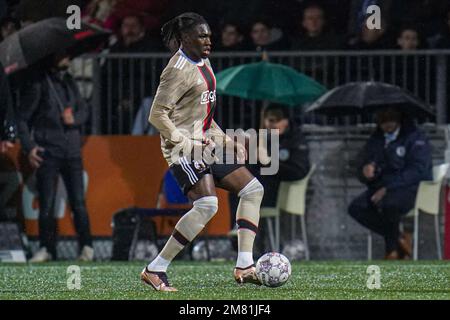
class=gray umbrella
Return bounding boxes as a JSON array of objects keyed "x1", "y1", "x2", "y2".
[
  {"x1": 306, "y1": 81, "x2": 434, "y2": 119},
  {"x1": 0, "y1": 17, "x2": 110, "y2": 75}
]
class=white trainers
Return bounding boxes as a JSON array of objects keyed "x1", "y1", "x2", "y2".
[
  {"x1": 29, "y1": 247, "x2": 52, "y2": 263},
  {"x1": 78, "y1": 245, "x2": 94, "y2": 261}
]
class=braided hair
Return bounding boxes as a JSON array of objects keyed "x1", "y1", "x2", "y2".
[{"x1": 161, "y1": 12, "x2": 208, "y2": 52}]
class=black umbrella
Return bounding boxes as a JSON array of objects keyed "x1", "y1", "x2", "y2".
[
  {"x1": 0, "y1": 17, "x2": 110, "y2": 75},
  {"x1": 306, "y1": 81, "x2": 434, "y2": 119}
]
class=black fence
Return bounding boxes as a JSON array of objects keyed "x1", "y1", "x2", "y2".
[{"x1": 70, "y1": 50, "x2": 450, "y2": 134}]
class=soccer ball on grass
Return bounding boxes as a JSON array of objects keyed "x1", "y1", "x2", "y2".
[{"x1": 255, "y1": 252, "x2": 291, "y2": 287}]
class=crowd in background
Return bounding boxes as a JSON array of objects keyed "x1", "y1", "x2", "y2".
[{"x1": 2, "y1": 0, "x2": 450, "y2": 54}]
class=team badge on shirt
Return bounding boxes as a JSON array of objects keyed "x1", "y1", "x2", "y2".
[
  {"x1": 396, "y1": 146, "x2": 406, "y2": 157},
  {"x1": 279, "y1": 148, "x2": 290, "y2": 161}
]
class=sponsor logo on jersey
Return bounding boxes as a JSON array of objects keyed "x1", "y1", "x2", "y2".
[{"x1": 201, "y1": 90, "x2": 216, "y2": 104}]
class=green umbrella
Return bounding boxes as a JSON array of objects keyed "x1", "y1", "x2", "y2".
[{"x1": 216, "y1": 61, "x2": 326, "y2": 106}]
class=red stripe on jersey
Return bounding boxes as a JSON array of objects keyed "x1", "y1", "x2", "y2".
[
  {"x1": 203, "y1": 65, "x2": 216, "y2": 131},
  {"x1": 204, "y1": 64, "x2": 216, "y2": 89},
  {"x1": 198, "y1": 65, "x2": 215, "y2": 133}
]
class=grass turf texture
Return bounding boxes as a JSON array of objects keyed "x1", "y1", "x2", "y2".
[{"x1": 0, "y1": 261, "x2": 449, "y2": 300}]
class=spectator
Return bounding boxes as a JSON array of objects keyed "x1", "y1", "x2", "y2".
[
  {"x1": 249, "y1": 19, "x2": 288, "y2": 52},
  {"x1": 291, "y1": 4, "x2": 344, "y2": 51},
  {"x1": 216, "y1": 22, "x2": 246, "y2": 51},
  {"x1": 347, "y1": 15, "x2": 394, "y2": 50},
  {"x1": 346, "y1": 15, "x2": 394, "y2": 82},
  {"x1": 109, "y1": 15, "x2": 161, "y2": 52},
  {"x1": 105, "y1": 0, "x2": 168, "y2": 37},
  {"x1": 16, "y1": 52, "x2": 94, "y2": 262},
  {"x1": 102, "y1": 14, "x2": 162, "y2": 134},
  {"x1": 1, "y1": 16, "x2": 20, "y2": 41},
  {"x1": 290, "y1": 3, "x2": 344, "y2": 84},
  {"x1": 347, "y1": 0, "x2": 393, "y2": 37},
  {"x1": 396, "y1": 25, "x2": 424, "y2": 50},
  {"x1": 394, "y1": 25, "x2": 428, "y2": 101},
  {"x1": 348, "y1": 107, "x2": 432, "y2": 260}
]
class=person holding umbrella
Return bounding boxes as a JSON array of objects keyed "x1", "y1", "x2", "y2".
[
  {"x1": 15, "y1": 51, "x2": 94, "y2": 262},
  {"x1": 1, "y1": 18, "x2": 109, "y2": 262},
  {"x1": 348, "y1": 107, "x2": 432, "y2": 259}
]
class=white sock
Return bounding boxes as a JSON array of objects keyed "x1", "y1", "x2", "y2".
[
  {"x1": 147, "y1": 255, "x2": 170, "y2": 272},
  {"x1": 236, "y1": 252, "x2": 254, "y2": 269}
]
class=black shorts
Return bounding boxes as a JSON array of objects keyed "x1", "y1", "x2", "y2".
[{"x1": 169, "y1": 156, "x2": 243, "y2": 195}]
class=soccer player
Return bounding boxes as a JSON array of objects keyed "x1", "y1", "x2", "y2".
[{"x1": 140, "y1": 12, "x2": 265, "y2": 292}]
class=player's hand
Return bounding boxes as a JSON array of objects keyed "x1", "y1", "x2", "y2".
[
  {"x1": 201, "y1": 138, "x2": 218, "y2": 164},
  {"x1": 28, "y1": 146, "x2": 45, "y2": 169},
  {"x1": 235, "y1": 141, "x2": 247, "y2": 163},
  {"x1": 0, "y1": 141, "x2": 14, "y2": 153},
  {"x1": 371, "y1": 187, "x2": 386, "y2": 205},
  {"x1": 363, "y1": 162, "x2": 376, "y2": 179}
]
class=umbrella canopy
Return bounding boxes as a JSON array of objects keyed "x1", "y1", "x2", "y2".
[
  {"x1": 306, "y1": 81, "x2": 434, "y2": 118},
  {"x1": 216, "y1": 61, "x2": 326, "y2": 106},
  {"x1": 0, "y1": 17, "x2": 110, "y2": 75}
]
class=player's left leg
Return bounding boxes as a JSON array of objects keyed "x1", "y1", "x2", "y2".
[{"x1": 215, "y1": 165, "x2": 264, "y2": 285}]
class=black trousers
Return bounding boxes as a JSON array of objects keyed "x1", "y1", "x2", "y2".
[
  {"x1": 36, "y1": 155, "x2": 92, "y2": 257},
  {"x1": 348, "y1": 187, "x2": 417, "y2": 253}
]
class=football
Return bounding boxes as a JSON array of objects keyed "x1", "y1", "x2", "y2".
[{"x1": 255, "y1": 252, "x2": 292, "y2": 287}]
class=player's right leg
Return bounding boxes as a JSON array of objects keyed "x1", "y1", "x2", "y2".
[
  {"x1": 214, "y1": 165, "x2": 264, "y2": 285},
  {"x1": 141, "y1": 158, "x2": 217, "y2": 292}
]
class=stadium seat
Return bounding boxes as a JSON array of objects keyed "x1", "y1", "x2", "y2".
[
  {"x1": 367, "y1": 163, "x2": 449, "y2": 260},
  {"x1": 260, "y1": 164, "x2": 316, "y2": 260}
]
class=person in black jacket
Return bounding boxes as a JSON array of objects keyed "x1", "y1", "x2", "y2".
[
  {"x1": 256, "y1": 104, "x2": 310, "y2": 207},
  {"x1": 348, "y1": 107, "x2": 432, "y2": 259},
  {"x1": 16, "y1": 52, "x2": 93, "y2": 262}
]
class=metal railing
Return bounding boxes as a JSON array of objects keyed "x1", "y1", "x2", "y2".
[{"x1": 71, "y1": 50, "x2": 450, "y2": 134}]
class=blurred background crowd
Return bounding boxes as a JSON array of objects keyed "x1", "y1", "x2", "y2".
[{"x1": 1, "y1": 0, "x2": 450, "y2": 54}]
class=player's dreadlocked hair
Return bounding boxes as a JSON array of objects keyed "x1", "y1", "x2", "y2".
[{"x1": 161, "y1": 12, "x2": 208, "y2": 52}]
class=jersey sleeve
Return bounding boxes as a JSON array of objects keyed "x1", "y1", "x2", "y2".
[
  {"x1": 152, "y1": 66, "x2": 187, "y2": 108},
  {"x1": 149, "y1": 66, "x2": 189, "y2": 145}
]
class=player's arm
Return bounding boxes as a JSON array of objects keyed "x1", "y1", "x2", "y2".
[
  {"x1": 148, "y1": 67, "x2": 189, "y2": 147},
  {"x1": 209, "y1": 119, "x2": 248, "y2": 161},
  {"x1": 209, "y1": 119, "x2": 230, "y2": 144}
]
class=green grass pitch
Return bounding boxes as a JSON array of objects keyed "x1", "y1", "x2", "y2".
[{"x1": 1, "y1": 261, "x2": 449, "y2": 300}]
